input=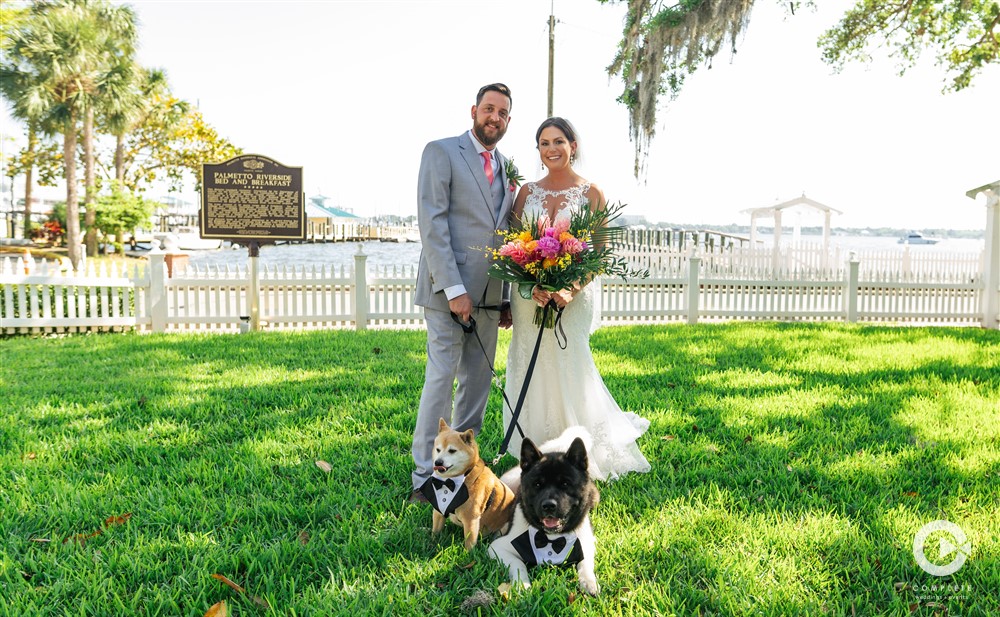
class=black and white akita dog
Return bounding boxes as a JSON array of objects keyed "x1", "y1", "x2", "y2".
[{"x1": 488, "y1": 426, "x2": 600, "y2": 595}]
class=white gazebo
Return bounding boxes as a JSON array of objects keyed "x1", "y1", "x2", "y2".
[
  {"x1": 966, "y1": 181, "x2": 1000, "y2": 329},
  {"x1": 741, "y1": 194, "x2": 843, "y2": 270}
]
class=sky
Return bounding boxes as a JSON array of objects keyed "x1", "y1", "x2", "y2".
[{"x1": 2, "y1": 0, "x2": 998, "y2": 231}]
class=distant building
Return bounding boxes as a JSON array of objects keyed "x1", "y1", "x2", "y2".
[
  {"x1": 307, "y1": 194, "x2": 360, "y2": 222},
  {"x1": 619, "y1": 214, "x2": 651, "y2": 228},
  {"x1": 306, "y1": 194, "x2": 362, "y2": 240}
]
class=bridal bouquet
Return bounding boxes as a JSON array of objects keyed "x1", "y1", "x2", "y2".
[{"x1": 488, "y1": 201, "x2": 649, "y2": 328}]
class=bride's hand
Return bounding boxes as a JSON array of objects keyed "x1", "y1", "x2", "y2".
[
  {"x1": 551, "y1": 288, "x2": 575, "y2": 308},
  {"x1": 532, "y1": 286, "x2": 551, "y2": 307}
]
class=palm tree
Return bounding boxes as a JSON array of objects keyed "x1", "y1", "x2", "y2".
[
  {"x1": 2, "y1": 0, "x2": 138, "y2": 267},
  {"x1": 80, "y1": 0, "x2": 138, "y2": 258},
  {"x1": 0, "y1": 4, "x2": 50, "y2": 239},
  {"x1": 101, "y1": 67, "x2": 167, "y2": 184}
]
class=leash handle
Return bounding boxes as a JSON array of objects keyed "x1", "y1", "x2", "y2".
[{"x1": 449, "y1": 311, "x2": 476, "y2": 333}]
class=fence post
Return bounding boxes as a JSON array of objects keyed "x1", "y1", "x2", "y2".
[
  {"x1": 846, "y1": 252, "x2": 859, "y2": 323},
  {"x1": 354, "y1": 244, "x2": 369, "y2": 330},
  {"x1": 687, "y1": 255, "x2": 701, "y2": 324},
  {"x1": 148, "y1": 250, "x2": 167, "y2": 332}
]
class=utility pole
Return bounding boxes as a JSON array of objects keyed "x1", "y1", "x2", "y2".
[{"x1": 547, "y1": 0, "x2": 555, "y2": 118}]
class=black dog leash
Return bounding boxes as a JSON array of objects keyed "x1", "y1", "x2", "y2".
[{"x1": 450, "y1": 299, "x2": 564, "y2": 465}]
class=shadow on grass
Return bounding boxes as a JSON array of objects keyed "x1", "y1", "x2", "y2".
[{"x1": 592, "y1": 323, "x2": 999, "y2": 614}]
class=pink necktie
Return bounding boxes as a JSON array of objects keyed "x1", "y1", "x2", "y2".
[{"x1": 481, "y1": 151, "x2": 494, "y2": 185}]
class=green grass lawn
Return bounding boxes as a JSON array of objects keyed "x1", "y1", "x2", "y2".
[{"x1": 2, "y1": 323, "x2": 998, "y2": 616}]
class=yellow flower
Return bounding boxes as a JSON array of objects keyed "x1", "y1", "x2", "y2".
[
  {"x1": 518, "y1": 230, "x2": 534, "y2": 244},
  {"x1": 543, "y1": 257, "x2": 559, "y2": 269}
]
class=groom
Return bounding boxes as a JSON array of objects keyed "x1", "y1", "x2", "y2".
[{"x1": 410, "y1": 83, "x2": 515, "y2": 497}]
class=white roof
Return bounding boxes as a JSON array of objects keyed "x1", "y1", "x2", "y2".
[{"x1": 741, "y1": 194, "x2": 843, "y2": 218}]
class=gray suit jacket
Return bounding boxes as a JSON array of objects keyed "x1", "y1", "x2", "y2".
[{"x1": 415, "y1": 132, "x2": 513, "y2": 312}]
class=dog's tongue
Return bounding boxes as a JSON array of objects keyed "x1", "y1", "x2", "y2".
[
  {"x1": 542, "y1": 517, "x2": 561, "y2": 529},
  {"x1": 433, "y1": 466, "x2": 447, "y2": 473}
]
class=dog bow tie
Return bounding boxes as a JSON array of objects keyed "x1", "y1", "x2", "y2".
[
  {"x1": 534, "y1": 532, "x2": 567, "y2": 553},
  {"x1": 430, "y1": 477, "x2": 455, "y2": 491}
]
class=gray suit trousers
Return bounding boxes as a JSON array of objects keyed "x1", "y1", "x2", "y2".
[{"x1": 411, "y1": 305, "x2": 499, "y2": 490}]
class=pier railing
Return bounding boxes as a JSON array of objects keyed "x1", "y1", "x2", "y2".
[{"x1": 1, "y1": 246, "x2": 992, "y2": 335}]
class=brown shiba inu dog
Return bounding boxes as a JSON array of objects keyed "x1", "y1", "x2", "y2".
[{"x1": 416, "y1": 419, "x2": 517, "y2": 550}]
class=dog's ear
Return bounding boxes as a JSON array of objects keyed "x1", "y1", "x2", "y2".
[
  {"x1": 520, "y1": 438, "x2": 542, "y2": 471},
  {"x1": 438, "y1": 418, "x2": 449, "y2": 432},
  {"x1": 566, "y1": 437, "x2": 589, "y2": 474},
  {"x1": 461, "y1": 429, "x2": 475, "y2": 445}
]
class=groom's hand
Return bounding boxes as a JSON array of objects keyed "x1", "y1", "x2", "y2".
[
  {"x1": 499, "y1": 306, "x2": 512, "y2": 329},
  {"x1": 449, "y1": 294, "x2": 473, "y2": 323}
]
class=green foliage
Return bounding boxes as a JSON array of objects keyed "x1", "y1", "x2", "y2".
[
  {"x1": 0, "y1": 0, "x2": 141, "y2": 267},
  {"x1": 4, "y1": 134, "x2": 63, "y2": 187},
  {"x1": 818, "y1": 0, "x2": 1000, "y2": 92},
  {"x1": 117, "y1": 93, "x2": 242, "y2": 193},
  {"x1": 0, "y1": 0, "x2": 242, "y2": 251},
  {"x1": 602, "y1": 0, "x2": 999, "y2": 177},
  {"x1": 1, "y1": 324, "x2": 998, "y2": 614},
  {"x1": 602, "y1": 0, "x2": 756, "y2": 177},
  {"x1": 93, "y1": 181, "x2": 155, "y2": 250}
]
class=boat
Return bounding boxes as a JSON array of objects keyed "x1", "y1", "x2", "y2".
[
  {"x1": 381, "y1": 227, "x2": 422, "y2": 243},
  {"x1": 898, "y1": 231, "x2": 939, "y2": 245},
  {"x1": 154, "y1": 226, "x2": 223, "y2": 251}
]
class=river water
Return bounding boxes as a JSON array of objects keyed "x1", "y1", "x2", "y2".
[
  {"x1": 186, "y1": 240, "x2": 424, "y2": 271},
  {"x1": 181, "y1": 234, "x2": 985, "y2": 271}
]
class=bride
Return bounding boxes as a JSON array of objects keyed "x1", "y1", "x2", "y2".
[{"x1": 502, "y1": 117, "x2": 650, "y2": 482}]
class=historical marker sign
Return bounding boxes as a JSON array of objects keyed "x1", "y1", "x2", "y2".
[{"x1": 201, "y1": 154, "x2": 305, "y2": 242}]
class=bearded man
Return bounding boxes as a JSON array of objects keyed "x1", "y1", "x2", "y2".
[{"x1": 410, "y1": 83, "x2": 515, "y2": 499}]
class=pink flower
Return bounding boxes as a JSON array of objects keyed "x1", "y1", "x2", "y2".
[
  {"x1": 499, "y1": 241, "x2": 530, "y2": 266},
  {"x1": 561, "y1": 236, "x2": 584, "y2": 255},
  {"x1": 536, "y1": 236, "x2": 561, "y2": 259},
  {"x1": 553, "y1": 215, "x2": 570, "y2": 235}
]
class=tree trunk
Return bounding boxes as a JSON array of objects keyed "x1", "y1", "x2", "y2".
[
  {"x1": 115, "y1": 133, "x2": 125, "y2": 183},
  {"x1": 84, "y1": 106, "x2": 98, "y2": 257},
  {"x1": 64, "y1": 112, "x2": 81, "y2": 269},
  {"x1": 22, "y1": 125, "x2": 36, "y2": 240}
]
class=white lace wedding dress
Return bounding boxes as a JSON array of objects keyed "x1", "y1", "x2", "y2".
[{"x1": 502, "y1": 182, "x2": 651, "y2": 482}]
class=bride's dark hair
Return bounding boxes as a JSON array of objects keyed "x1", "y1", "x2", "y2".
[{"x1": 535, "y1": 117, "x2": 580, "y2": 163}]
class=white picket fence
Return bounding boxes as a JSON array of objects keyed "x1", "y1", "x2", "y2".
[
  {"x1": 1, "y1": 247, "x2": 993, "y2": 335},
  {"x1": 616, "y1": 242, "x2": 986, "y2": 280}
]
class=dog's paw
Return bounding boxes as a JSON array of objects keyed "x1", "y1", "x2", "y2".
[{"x1": 579, "y1": 577, "x2": 600, "y2": 596}]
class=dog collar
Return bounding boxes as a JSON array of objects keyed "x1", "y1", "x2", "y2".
[
  {"x1": 419, "y1": 472, "x2": 469, "y2": 516},
  {"x1": 511, "y1": 526, "x2": 583, "y2": 568}
]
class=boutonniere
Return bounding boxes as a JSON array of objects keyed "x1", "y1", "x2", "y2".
[{"x1": 504, "y1": 158, "x2": 524, "y2": 193}]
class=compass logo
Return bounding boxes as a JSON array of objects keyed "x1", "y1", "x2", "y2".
[{"x1": 912, "y1": 520, "x2": 971, "y2": 577}]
